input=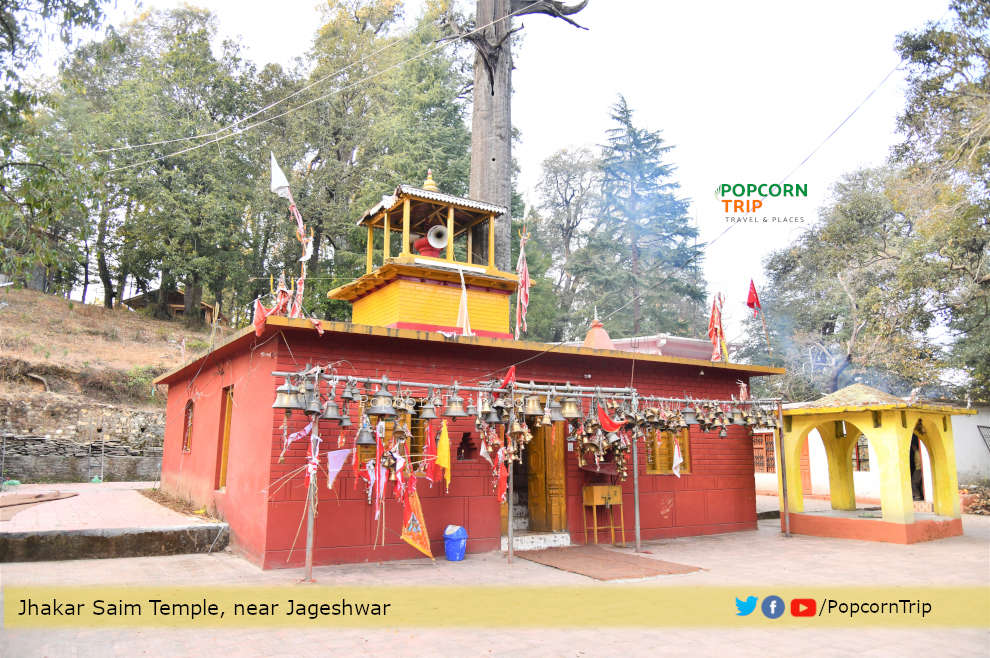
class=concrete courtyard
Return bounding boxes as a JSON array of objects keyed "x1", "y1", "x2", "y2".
[{"x1": 1, "y1": 494, "x2": 987, "y2": 657}]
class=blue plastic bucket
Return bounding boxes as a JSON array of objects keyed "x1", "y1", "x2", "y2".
[{"x1": 443, "y1": 524, "x2": 468, "y2": 561}]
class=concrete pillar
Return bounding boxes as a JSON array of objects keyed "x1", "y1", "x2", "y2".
[
  {"x1": 820, "y1": 422, "x2": 857, "y2": 510},
  {"x1": 779, "y1": 418, "x2": 810, "y2": 513},
  {"x1": 874, "y1": 412, "x2": 915, "y2": 524},
  {"x1": 912, "y1": 413, "x2": 960, "y2": 518}
]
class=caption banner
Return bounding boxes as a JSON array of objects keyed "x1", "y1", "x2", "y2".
[{"x1": 3, "y1": 586, "x2": 988, "y2": 628}]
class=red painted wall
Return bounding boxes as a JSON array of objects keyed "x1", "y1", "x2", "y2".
[
  {"x1": 162, "y1": 325, "x2": 759, "y2": 568},
  {"x1": 161, "y1": 342, "x2": 277, "y2": 564}
]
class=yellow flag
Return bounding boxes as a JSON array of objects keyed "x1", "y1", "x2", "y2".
[{"x1": 436, "y1": 419, "x2": 451, "y2": 492}]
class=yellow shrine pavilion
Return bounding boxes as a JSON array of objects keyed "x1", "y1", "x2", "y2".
[{"x1": 327, "y1": 172, "x2": 518, "y2": 338}]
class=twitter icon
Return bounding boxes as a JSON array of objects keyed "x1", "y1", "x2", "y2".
[{"x1": 735, "y1": 596, "x2": 758, "y2": 616}]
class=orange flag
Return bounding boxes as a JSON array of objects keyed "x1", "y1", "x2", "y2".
[{"x1": 400, "y1": 485, "x2": 433, "y2": 560}]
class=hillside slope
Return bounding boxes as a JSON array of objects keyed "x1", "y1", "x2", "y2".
[{"x1": 0, "y1": 288, "x2": 232, "y2": 407}]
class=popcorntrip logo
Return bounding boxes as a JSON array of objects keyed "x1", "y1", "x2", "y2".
[{"x1": 716, "y1": 182, "x2": 808, "y2": 213}]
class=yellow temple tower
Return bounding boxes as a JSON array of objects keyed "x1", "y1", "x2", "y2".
[{"x1": 327, "y1": 171, "x2": 518, "y2": 338}]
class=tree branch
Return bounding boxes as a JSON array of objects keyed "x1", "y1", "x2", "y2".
[{"x1": 510, "y1": 0, "x2": 590, "y2": 29}]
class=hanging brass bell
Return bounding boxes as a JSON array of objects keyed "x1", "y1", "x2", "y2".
[
  {"x1": 731, "y1": 406, "x2": 744, "y2": 425},
  {"x1": 719, "y1": 427, "x2": 728, "y2": 438},
  {"x1": 479, "y1": 396, "x2": 492, "y2": 415},
  {"x1": 681, "y1": 402, "x2": 697, "y2": 425},
  {"x1": 418, "y1": 399, "x2": 438, "y2": 420},
  {"x1": 272, "y1": 378, "x2": 304, "y2": 411},
  {"x1": 445, "y1": 392, "x2": 468, "y2": 417},
  {"x1": 523, "y1": 395, "x2": 543, "y2": 417},
  {"x1": 321, "y1": 398, "x2": 342, "y2": 421},
  {"x1": 338, "y1": 411, "x2": 352, "y2": 428},
  {"x1": 355, "y1": 424, "x2": 375, "y2": 445},
  {"x1": 339, "y1": 380, "x2": 357, "y2": 401},
  {"x1": 304, "y1": 385, "x2": 323, "y2": 415},
  {"x1": 561, "y1": 397, "x2": 582, "y2": 419},
  {"x1": 549, "y1": 398, "x2": 567, "y2": 423},
  {"x1": 484, "y1": 408, "x2": 501, "y2": 424},
  {"x1": 509, "y1": 419, "x2": 527, "y2": 438},
  {"x1": 367, "y1": 384, "x2": 397, "y2": 418},
  {"x1": 466, "y1": 396, "x2": 479, "y2": 417}
]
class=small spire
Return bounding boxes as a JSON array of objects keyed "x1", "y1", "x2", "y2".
[
  {"x1": 583, "y1": 313, "x2": 614, "y2": 350},
  {"x1": 422, "y1": 169, "x2": 439, "y2": 192}
]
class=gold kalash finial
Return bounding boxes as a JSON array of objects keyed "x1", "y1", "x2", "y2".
[{"x1": 422, "y1": 169, "x2": 439, "y2": 192}]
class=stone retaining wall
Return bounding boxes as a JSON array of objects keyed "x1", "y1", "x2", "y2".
[{"x1": 0, "y1": 395, "x2": 164, "y2": 482}]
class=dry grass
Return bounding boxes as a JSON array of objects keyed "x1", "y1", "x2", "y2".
[
  {"x1": 0, "y1": 287, "x2": 227, "y2": 372},
  {"x1": 0, "y1": 288, "x2": 238, "y2": 405},
  {"x1": 140, "y1": 487, "x2": 219, "y2": 521}
]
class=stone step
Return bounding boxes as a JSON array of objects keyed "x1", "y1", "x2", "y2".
[
  {"x1": 0, "y1": 523, "x2": 229, "y2": 563},
  {"x1": 500, "y1": 531, "x2": 570, "y2": 552}
]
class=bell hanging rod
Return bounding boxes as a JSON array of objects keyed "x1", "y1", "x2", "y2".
[{"x1": 270, "y1": 370, "x2": 781, "y2": 407}]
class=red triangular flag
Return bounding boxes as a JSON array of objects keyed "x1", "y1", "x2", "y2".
[
  {"x1": 746, "y1": 279, "x2": 761, "y2": 317},
  {"x1": 499, "y1": 366, "x2": 516, "y2": 390},
  {"x1": 597, "y1": 406, "x2": 624, "y2": 433}
]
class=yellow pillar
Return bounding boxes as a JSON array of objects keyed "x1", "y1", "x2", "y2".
[
  {"x1": 819, "y1": 422, "x2": 857, "y2": 511},
  {"x1": 383, "y1": 212, "x2": 390, "y2": 260},
  {"x1": 910, "y1": 413, "x2": 960, "y2": 518},
  {"x1": 873, "y1": 412, "x2": 915, "y2": 524},
  {"x1": 366, "y1": 225, "x2": 374, "y2": 274},
  {"x1": 487, "y1": 214, "x2": 495, "y2": 267},
  {"x1": 467, "y1": 229, "x2": 473, "y2": 264},
  {"x1": 779, "y1": 417, "x2": 809, "y2": 513},
  {"x1": 446, "y1": 206, "x2": 454, "y2": 261},
  {"x1": 401, "y1": 198, "x2": 411, "y2": 256}
]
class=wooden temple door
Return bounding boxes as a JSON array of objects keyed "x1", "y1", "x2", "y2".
[{"x1": 527, "y1": 423, "x2": 567, "y2": 532}]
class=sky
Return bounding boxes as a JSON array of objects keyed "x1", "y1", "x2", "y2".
[{"x1": 60, "y1": 0, "x2": 949, "y2": 338}]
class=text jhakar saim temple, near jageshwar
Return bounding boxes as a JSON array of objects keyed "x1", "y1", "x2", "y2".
[{"x1": 154, "y1": 173, "x2": 785, "y2": 569}]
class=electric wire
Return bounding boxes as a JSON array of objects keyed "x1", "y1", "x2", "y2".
[{"x1": 706, "y1": 61, "x2": 904, "y2": 250}]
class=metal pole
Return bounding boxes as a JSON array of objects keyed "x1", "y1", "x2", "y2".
[
  {"x1": 1, "y1": 435, "x2": 6, "y2": 490},
  {"x1": 776, "y1": 401, "x2": 790, "y2": 537},
  {"x1": 506, "y1": 429, "x2": 514, "y2": 564},
  {"x1": 631, "y1": 430, "x2": 641, "y2": 552},
  {"x1": 305, "y1": 476, "x2": 316, "y2": 580},
  {"x1": 631, "y1": 392, "x2": 641, "y2": 552}
]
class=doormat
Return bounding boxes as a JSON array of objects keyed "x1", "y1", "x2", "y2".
[
  {"x1": 515, "y1": 545, "x2": 702, "y2": 581},
  {"x1": 0, "y1": 492, "x2": 78, "y2": 521}
]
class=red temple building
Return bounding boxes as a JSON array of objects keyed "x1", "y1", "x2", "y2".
[{"x1": 155, "y1": 176, "x2": 783, "y2": 568}]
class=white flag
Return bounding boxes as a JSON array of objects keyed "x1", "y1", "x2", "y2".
[
  {"x1": 270, "y1": 151, "x2": 291, "y2": 199},
  {"x1": 325, "y1": 448, "x2": 352, "y2": 490},
  {"x1": 671, "y1": 436, "x2": 684, "y2": 478},
  {"x1": 456, "y1": 269, "x2": 473, "y2": 336}
]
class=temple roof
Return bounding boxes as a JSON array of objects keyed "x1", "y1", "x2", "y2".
[
  {"x1": 358, "y1": 185, "x2": 507, "y2": 231},
  {"x1": 783, "y1": 383, "x2": 974, "y2": 416}
]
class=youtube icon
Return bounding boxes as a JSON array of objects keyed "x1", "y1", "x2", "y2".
[{"x1": 791, "y1": 598, "x2": 816, "y2": 617}]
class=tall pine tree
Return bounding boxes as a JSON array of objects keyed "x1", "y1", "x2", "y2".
[{"x1": 573, "y1": 96, "x2": 704, "y2": 337}]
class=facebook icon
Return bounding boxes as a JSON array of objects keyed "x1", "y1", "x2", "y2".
[{"x1": 761, "y1": 595, "x2": 785, "y2": 619}]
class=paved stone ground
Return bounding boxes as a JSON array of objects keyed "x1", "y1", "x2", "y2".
[
  {"x1": 0, "y1": 482, "x2": 210, "y2": 532},
  {"x1": 756, "y1": 494, "x2": 836, "y2": 514},
  {"x1": 2, "y1": 515, "x2": 987, "y2": 656}
]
